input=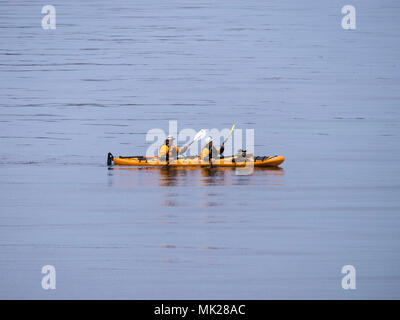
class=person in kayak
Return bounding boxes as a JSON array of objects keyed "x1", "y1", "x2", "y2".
[
  {"x1": 201, "y1": 136, "x2": 224, "y2": 162},
  {"x1": 159, "y1": 135, "x2": 181, "y2": 161}
]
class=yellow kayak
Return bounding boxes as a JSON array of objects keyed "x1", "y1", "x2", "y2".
[{"x1": 107, "y1": 153, "x2": 284, "y2": 167}]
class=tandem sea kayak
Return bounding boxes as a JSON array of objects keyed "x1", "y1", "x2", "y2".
[{"x1": 107, "y1": 153, "x2": 285, "y2": 167}]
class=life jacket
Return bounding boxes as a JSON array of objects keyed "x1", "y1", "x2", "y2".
[
  {"x1": 201, "y1": 145, "x2": 220, "y2": 161},
  {"x1": 159, "y1": 144, "x2": 180, "y2": 159}
]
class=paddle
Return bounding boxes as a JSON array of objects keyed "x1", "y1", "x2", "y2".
[
  {"x1": 223, "y1": 124, "x2": 235, "y2": 145},
  {"x1": 210, "y1": 124, "x2": 234, "y2": 162},
  {"x1": 180, "y1": 129, "x2": 207, "y2": 154}
]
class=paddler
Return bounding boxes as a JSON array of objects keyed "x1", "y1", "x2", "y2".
[
  {"x1": 159, "y1": 135, "x2": 181, "y2": 161},
  {"x1": 201, "y1": 136, "x2": 224, "y2": 162}
]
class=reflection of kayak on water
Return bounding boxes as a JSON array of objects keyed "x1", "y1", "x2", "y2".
[
  {"x1": 108, "y1": 166, "x2": 284, "y2": 188},
  {"x1": 107, "y1": 152, "x2": 285, "y2": 167}
]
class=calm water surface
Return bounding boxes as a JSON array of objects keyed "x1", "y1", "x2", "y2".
[{"x1": 1, "y1": 0, "x2": 400, "y2": 298}]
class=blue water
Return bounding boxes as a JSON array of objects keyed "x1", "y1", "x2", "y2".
[{"x1": 1, "y1": 0, "x2": 400, "y2": 299}]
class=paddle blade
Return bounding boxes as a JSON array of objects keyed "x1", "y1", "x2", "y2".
[
  {"x1": 223, "y1": 124, "x2": 235, "y2": 144},
  {"x1": 194, "y1": 129, "x2": 207, "y2": 142},
  {"x1": 180, "y1": 129, "x2": 208, "y2": 153}
]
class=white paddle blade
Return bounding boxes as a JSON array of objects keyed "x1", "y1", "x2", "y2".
[
  {"x1": 194, "y1": 129, "x2": 207, "y2": 141},
  {"x1": 181, "y1": 129, "x2": 207, "y2": 153}
]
